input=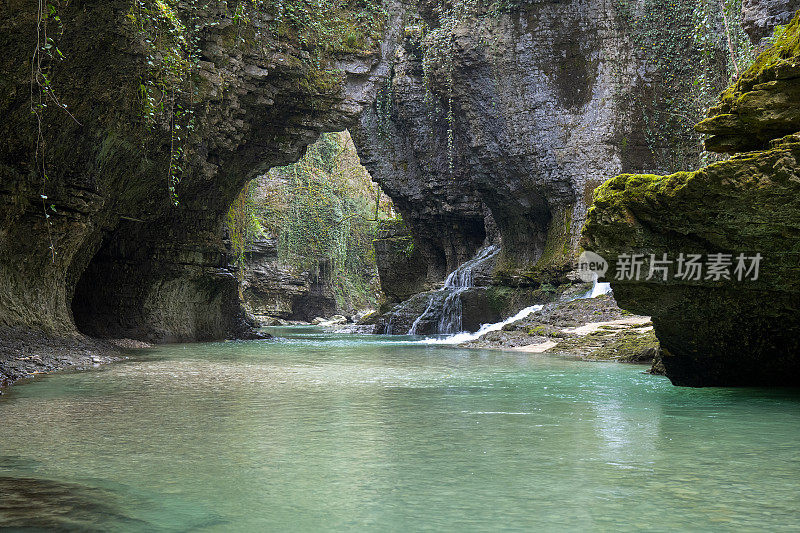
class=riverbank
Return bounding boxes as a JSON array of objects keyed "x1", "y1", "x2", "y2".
[
  {"x1": 0, "y1": 328, "x2": 148, "y2": 392},
  {"x1": 461, "y1": 294, "x2": 662, "y2": 370}
]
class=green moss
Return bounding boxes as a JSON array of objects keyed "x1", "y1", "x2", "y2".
[
  {"x1": 590, "y1": 329, "x2": 659, "y2": 361},
  {"x1": 697, "y1": 13, "x2": 800, "y2": 147},
  {"x1": 526, "y1": 325, "x2": 564, "y2": 338}
]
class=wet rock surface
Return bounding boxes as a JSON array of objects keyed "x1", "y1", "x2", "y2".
[
  {"x1": 0, "y1": 476, "x2": 142, "y2": 531},
  {"x1": 461, "y1": 294, "x2": 659, "y2": 367},
  {"x1": 583, "y1": 18, "x2": 800, "y2": 386},
  {"x1": 0, "y1": 328, "x2": 124, "y2": 390}
]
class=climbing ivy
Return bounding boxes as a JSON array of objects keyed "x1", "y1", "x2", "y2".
[
  {"x1": 614, "y1": 0, "x2": 756, "y2": 171},
  {"x1": 226, "y1": 180, "x2": 265, "y2": 280},
  {"x1": 30, "y1": 0, "x2": 75, "y2": 262},
  {"x1": 229, "y1": 132, "x2": 394, "y2": 309},
  {"x1": 409, "y1": 0, "x2": 756, "y2": 176}
]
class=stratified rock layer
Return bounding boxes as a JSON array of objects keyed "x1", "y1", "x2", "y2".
[
  {"x1": 584, "y1": 18, "x2": 800, "y2": 386},
  {"x1": 0, "y1": 0, "x2": 398, "y2": 342}
]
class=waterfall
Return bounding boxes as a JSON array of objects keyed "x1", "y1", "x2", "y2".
[
  {"x1": 442, "y1": 245, "x2": 499, "y2": 289},
  {"x1": 406, "y1": 245, "x2": 500, "y2": 335},
  {"x1": 586, "y1": 273, "x2": 612, "y2": 298},
  {"x1": 421, "y1": 272, "x2": 614, "y2": 344},
  {"x1": 422, "y1": 304, "x2": 544, "y2": 345},
  {"x1": 437, "y1": 289, "x2": 465, "y2": 334},
  {"x1": 408, "y1": 295, "x2": 436, "y2": 335}
]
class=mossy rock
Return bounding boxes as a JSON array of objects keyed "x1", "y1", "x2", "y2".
[
  {"x1": 696, "y1": 14, "x2": 800, "y2": 152},
  {"x1": 582, "y1": 133, "x2": 800, "y2": 386}
]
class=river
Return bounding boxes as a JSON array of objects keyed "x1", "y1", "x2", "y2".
[{"x1": 1, "y1": 326, "x2": 799, "y2": 531}]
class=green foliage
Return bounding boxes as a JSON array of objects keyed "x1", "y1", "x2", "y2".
[
  {"x1": 272, "y1": 0, "x2": 387, "y2": 56},
  {"x1": 238, "y1": 132, "x2": 394, "y2": 310},
  {"x1": 226, "y1": 180, "x2": 265, "y2": 280},
  {"x1": 31, "y1": 0, "x2": 74, "y2": 262},
  {"x1": 614, "y1": 0, "x2": 755, "y2": 171}
]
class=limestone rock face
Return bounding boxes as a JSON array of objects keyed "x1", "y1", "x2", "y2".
[
  {"x1": 0, "y1": 0, "x2": 399, "y2": 341},
  {"x1": 583, "y1": 18, "x2": 800, "y2": 386},
  {"x1": 372, "y1": 220, "x2": 430, "y2": 304},
  {"x1": 742, "y1": 0, "x2": 800, "y2": 46},
  {"x1": 352, "y1": 0, "x2": 733, "y2": 297}
]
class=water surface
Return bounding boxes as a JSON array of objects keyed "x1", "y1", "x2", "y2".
[{"x1": 1, "y1": 327, "x2": 799, "y2": 531}]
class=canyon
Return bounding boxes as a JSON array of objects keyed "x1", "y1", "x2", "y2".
[{"x1": 1, "y1": 0, "x2": 798, "y2": 386}]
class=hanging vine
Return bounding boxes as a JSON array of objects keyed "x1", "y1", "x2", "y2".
[
  {"x1": 614, "y1": 0, "x2": 756, "y2": 171},
  {"x1": 30, "y1": 0, "x2": 81, "y2": 262}
]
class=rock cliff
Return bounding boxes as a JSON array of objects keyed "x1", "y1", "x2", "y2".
[
  {"x1": 0, "y1": 0, "x2": 399, "y2": 343},
  {"x1": 583, "y1": 14, "x2": 800, "y2": 386},
  {"x1": 353, "y1": 0, "x2": 737, "y2": 329},
  {"x1": 239, "y1": 238, "x2": 339, "y2": 323}
]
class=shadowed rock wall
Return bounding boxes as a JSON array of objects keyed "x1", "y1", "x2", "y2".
[{"x1": 1, "y1": 0, "x2": 401, "y2": 341}]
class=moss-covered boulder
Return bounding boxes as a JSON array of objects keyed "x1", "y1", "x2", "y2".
[
  {"x1": 696, "y1": 14, "x2": 800, "y2": 152},
  {"x1": 584, "y1": 134, "x2": 800, "y2": 385}
]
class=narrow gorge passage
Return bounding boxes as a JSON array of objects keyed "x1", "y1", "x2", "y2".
[{"x1": 3, "y1": 0, "x2": 800, "y2": 529}]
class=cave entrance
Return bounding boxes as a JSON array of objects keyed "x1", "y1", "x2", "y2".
[
  {"x1": 70, "y1": 235, "x2": 125, "y2": 339},
  {"x1": 235, "y1": 130, "x2": 399, "y2": 322}
]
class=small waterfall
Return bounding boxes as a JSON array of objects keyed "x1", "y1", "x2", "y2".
[
  {"x1": 586, "y1": 273, "x2": 612, "y2": 298},
  {"x1": 437, "y1": 289, "x2": 465, "y2": 334},
  {"x1": 383, "y1": 316, "x2": 393, "y2": 335},
  {"x1": 407, "y1": 245, "x2": 500, "y2": 335},
  {"x1": 421, "y1": 272, "x2": 613, "y2": 344},
  {"x1": 442, "y1": 245, "x2": 499, "y2": 289},
  {"x1": 408, "y1": 295, "x2": 436, "y2": 335}
]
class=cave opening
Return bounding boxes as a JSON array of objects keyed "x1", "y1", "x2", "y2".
[{"x1": 70, "y1": 234, "x2": 128, "y2": 340}]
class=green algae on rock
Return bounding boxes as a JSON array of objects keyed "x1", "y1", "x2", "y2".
[
  {"x1": 584, "y1": 132, "x2": 800, "y2": 385},
  {"x1": 696, "y1": 13, "x2": 800, "y2": 152}
]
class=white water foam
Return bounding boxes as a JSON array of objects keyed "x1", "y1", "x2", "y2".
[
  {"x1": 419, "y1": 273, "x2": 613, "y2": 345},
  {"x1": 421, "y1": 304, "x2": 544, "y2": 345}
]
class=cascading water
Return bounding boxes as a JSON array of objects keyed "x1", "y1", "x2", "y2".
[
  {"x1": 406, "y1": 245, "x2": 500, "y2": 335},
  {"x1": 422, "y1": 272, "x2": 613, "y2": 345},
  {"x1": 437, "y1": 291, "x2": 464, "y2": 334},
  {"x1": 408, "y1": 296, "x2": 436, "y2": 335},
  {"x1": 586, "y1": 273, "x2": 612, "y2": 298}
]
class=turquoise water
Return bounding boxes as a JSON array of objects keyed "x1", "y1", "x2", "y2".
[{"x1": 1, "y1": 327, "x2": 799, "y2": 531}]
